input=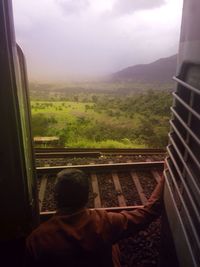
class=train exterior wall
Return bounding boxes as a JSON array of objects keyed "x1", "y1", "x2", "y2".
[
  {"x1": 177, "y1": 0, "x2": 200, "y2": 73},
  {"x1": 163, "y1": 0, "x2": 200, "y2": 266}
]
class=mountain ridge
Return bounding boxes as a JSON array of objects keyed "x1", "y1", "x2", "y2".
[{"x1": 110, "y1": 54, "x2": 177, "y2": 83}]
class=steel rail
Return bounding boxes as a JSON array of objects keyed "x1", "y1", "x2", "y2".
[
  {"x1": 36, "y1": 152, "x2": 166, "y2": 158},
  {"x1": 35, "y1": 147, "x2": 166, "y2": 153},
  {"x1": 36, "y1": 161, "x2": 164, "y2": 175},
  {"x1": 35, "y1": 148, "x2": 166, "y2": 159},
  {"x1": 36, "y1": 151, "x2": 101, "y2": 158},
  {"x1": 40, "y1": 205, "x2": 144, "y2": 222}
]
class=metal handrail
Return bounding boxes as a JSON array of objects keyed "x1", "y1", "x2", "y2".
[
  {"x1": 173, "y1": 76, "x2": 200, "y2": 96},
  {"x1": 165, "y1": 153, "x2": 200, "y2": 249},
  {"x1": 170, "y1": 120, "x2": 200, "y2": 170},
  {"x1": 164, "y1": 168, "x2": 197, "y2": 267},
  {"x1": 167, "y1": 144, "x2": 200, "y2": 222},
  {"x1": 173, "y1": 92, "x2": 200, "y2": 121},
  {"x1": 169, "y1": 75, "x2": 200, "y2": 266},
  {"x1": 171, "y1": 107, "x2": 200, "y2": 146},
  {"x1": 168, "y1": 134, "x2": 200, "y2": 196}
]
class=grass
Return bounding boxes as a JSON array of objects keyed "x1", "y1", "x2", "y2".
[
  {"x1": 66, "y1": 139, "x2": 145, "y2": 148},
  {"x1": 31, "y1": 100, "x2": 143, "y2": 148},
  {"x1": 31, "y1": 100, "x2": 139, "y2": 128}
]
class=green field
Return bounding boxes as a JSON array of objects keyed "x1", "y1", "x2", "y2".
[{"x1": 31, "y1": 90, "x2": 172, "y2": 148}]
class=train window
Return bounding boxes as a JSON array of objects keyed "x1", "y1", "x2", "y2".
[
  {"x1": 171, "y1": 116, "x2": 187, "y2": 142},
  {"x1": 174, "y1": 101, "x2": 189, "y2": 122},
  {"x1": 193, "y1": 96, "x2": 200, "y2": 114},
  {"x1": 190, "y1": 115, "x2": 200, "y2": 142},
  {"x1": 170, "y1": 131, "x2": 185, "y2": 155},
  {"x1": 177, "y1": 84, "x2": 191, "y2": 104},
  {"x1": 188, "y1": 134, "x2": 200, "y2": 162},
  {"x1": 185, "y1": 65, "x2": 200, "y2": 89}
]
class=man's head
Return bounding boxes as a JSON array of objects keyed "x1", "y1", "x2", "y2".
[{"x1": 54, "y1": 169, "x2": 89, "y2": 210}]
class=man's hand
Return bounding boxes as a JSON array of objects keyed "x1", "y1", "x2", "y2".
[
  {"x1": 160, "y1": 159, "x2": 168, "y2": 183},
  {"x1": 164, "y1": 159, "x2": 168, "y2": 171}
]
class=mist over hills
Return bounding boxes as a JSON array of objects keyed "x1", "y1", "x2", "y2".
[
  {"x1": 29, "y1": 54, "x2": 177, "y2": 99},
  {"x1": 110, "y1": 54, "x2": 177, "y2": 83}
]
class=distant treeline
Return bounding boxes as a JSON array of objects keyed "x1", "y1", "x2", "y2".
[{"x1": 29, "y1": 81, "x2": 174, "y2": 101}]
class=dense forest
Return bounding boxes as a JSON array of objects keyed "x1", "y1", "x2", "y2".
[{"x1": 30, "y1": 83, "x2": 173, "y2": 148}]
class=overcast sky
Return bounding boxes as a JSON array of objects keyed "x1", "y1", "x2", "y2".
[{"x1": 13, "y1": 0, "x2": 183, "y2": 82}]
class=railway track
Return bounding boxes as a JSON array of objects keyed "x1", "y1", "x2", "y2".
[
  {"x1": 37, "y1": 161, "x2": 164, "y2": 267},
  {"x1": 35, "y1": 147, "x2": 166, "y2": 158},
  {"x1": 35, "y1": 148, "x2": 166, "y2": 168},
  {"x1": 37, "y1": 161, "x2": 164, "y2": 213}
]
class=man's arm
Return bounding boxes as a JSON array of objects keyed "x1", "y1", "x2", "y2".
[{"x1": 103, "y1": 174, "x2": 165, "y2": 243}]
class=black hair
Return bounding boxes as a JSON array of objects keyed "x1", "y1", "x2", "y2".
[{"x1": 54, "y1": 168, "x2": 89, "y2": 210}]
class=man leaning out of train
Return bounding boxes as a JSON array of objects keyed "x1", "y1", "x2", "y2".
[{"x1": 25, "y1": 167, "x2": 165, "y2": 267}]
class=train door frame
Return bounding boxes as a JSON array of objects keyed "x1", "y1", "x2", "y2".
[{"x1": 0, "y1": 0, "x2": 39, "y2": 265}]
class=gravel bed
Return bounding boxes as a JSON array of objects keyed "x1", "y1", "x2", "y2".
[
  {"x1": 98, "y1": 173, "x2": 119, "y2": 207},
  {"x1": 118, "y1": 172, "x2": 142, "y2": 206},
  {"x1": 42, "y1": 175, "x2": 56, "y2": 211},
  {"x1": 40, "y1": 170, "x2": 159, "y2": 211},
  {"x1": 41, "y1": 176, "x2": 94, "y2": 211},
  {"x1": 86, "y1": 178, "x2": 94, "y2": 209},
  {"x1": 119, "y1": 218, "x2": 161, "y2": 267},
  {"x1": 137, "y1": 172, "x2": 157, "y2": 199}
]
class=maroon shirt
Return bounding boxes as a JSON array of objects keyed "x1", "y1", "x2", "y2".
[{"x1": 26, "y1": 179, "x2": 164, "y2": 267}]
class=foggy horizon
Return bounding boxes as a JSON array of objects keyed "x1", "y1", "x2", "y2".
[{"x1": 13, "y1": 0, "x2": 183, "y2": 82}]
